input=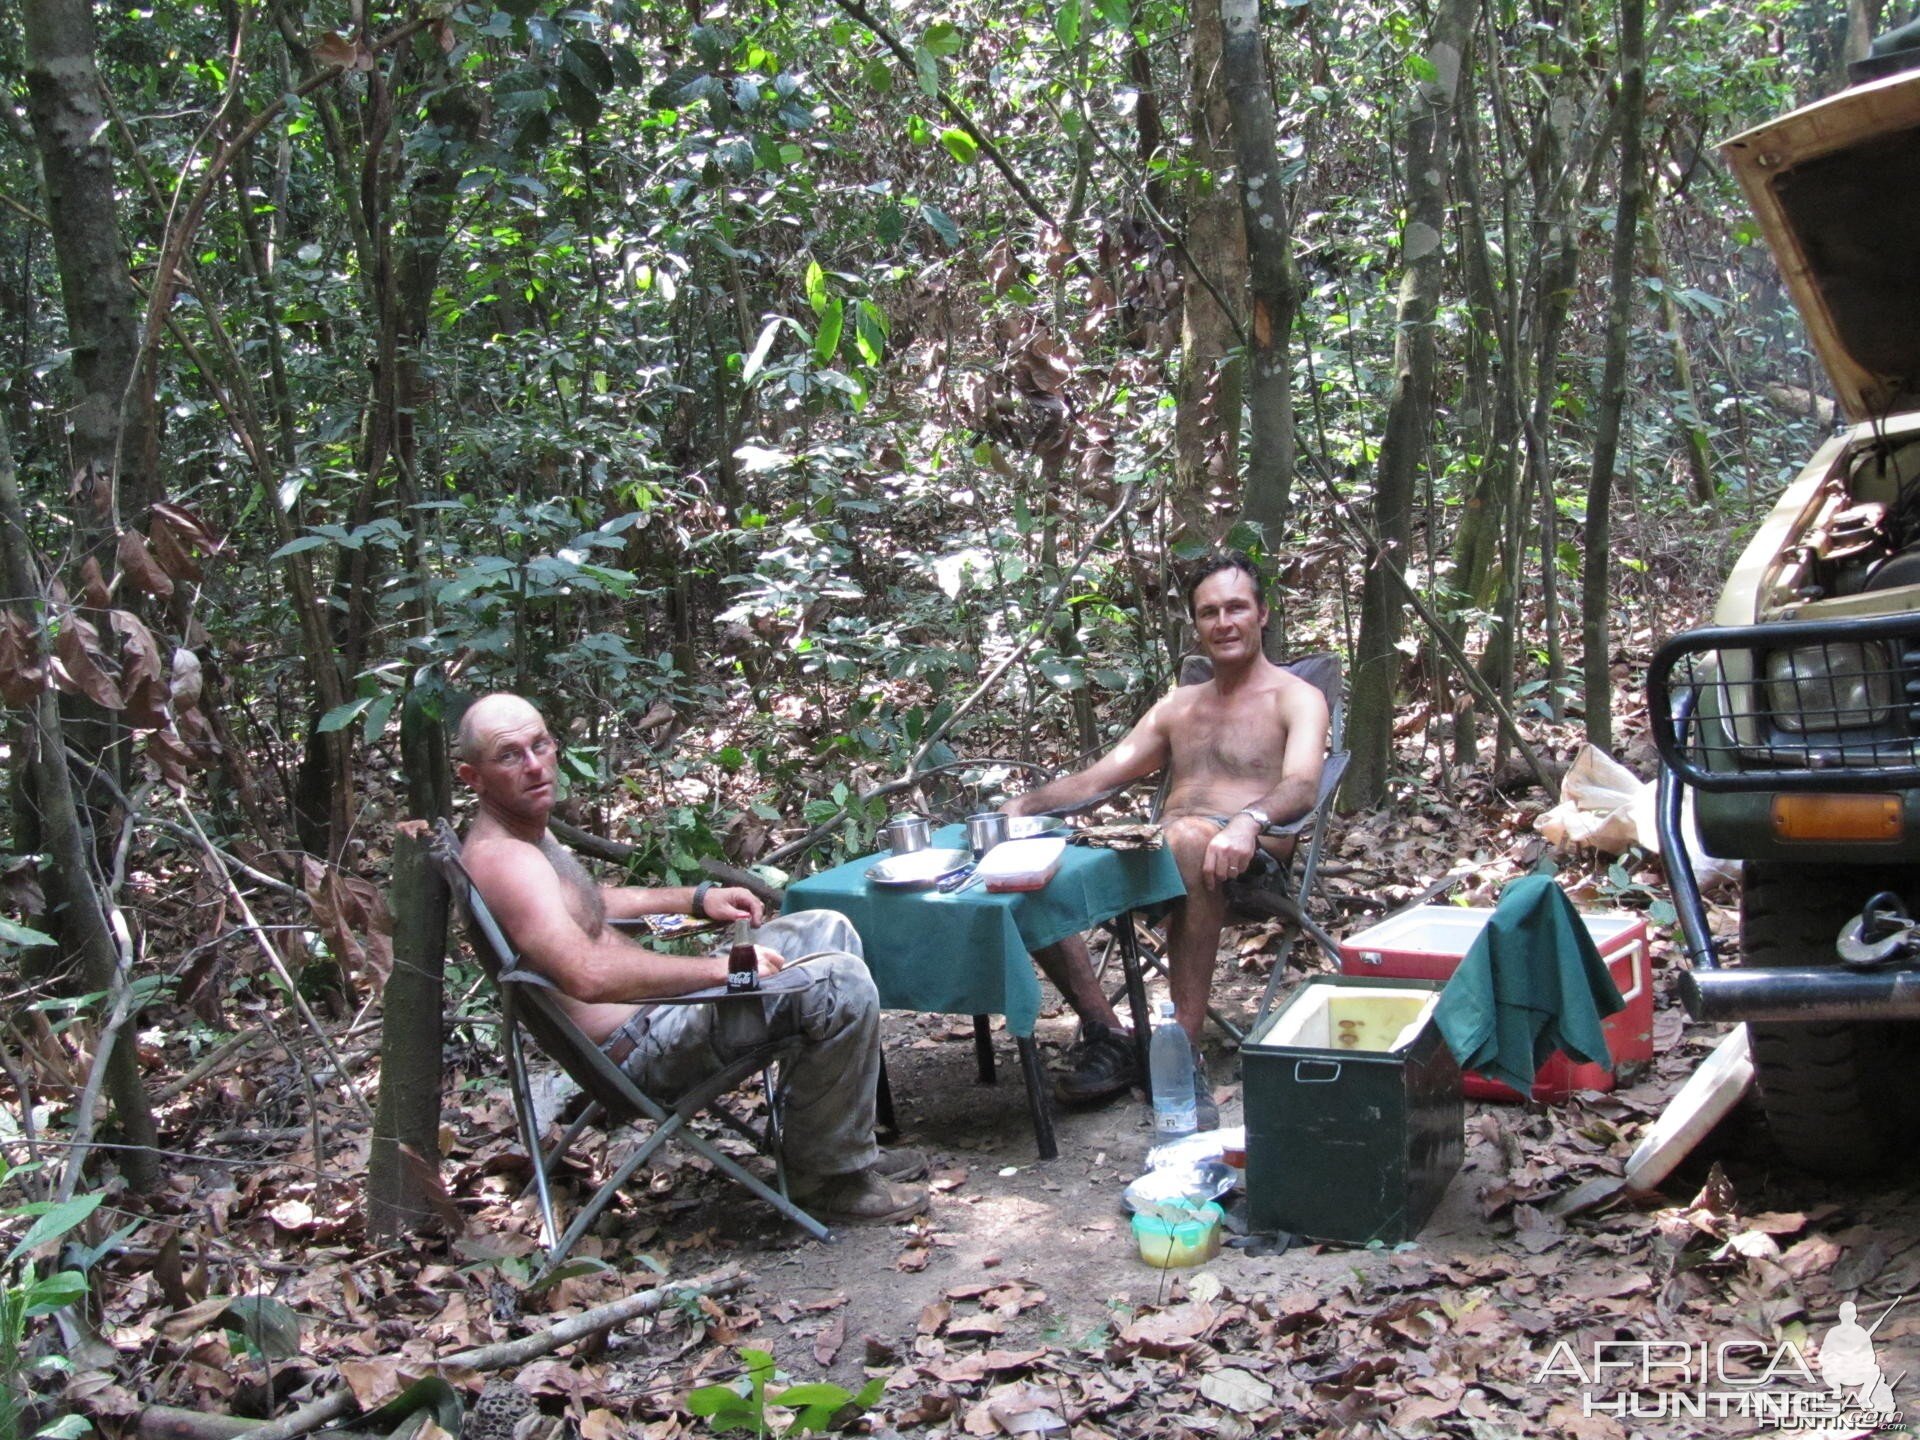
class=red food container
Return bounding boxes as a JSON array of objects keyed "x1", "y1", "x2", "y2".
[{"x1": 1338, "y1": 905, "x2": 1653, "y2": 1102}]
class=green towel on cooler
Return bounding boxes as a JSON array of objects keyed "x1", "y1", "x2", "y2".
[{"x1": 1433, "y1": 874, "x2": 1625, "y2": 1095}]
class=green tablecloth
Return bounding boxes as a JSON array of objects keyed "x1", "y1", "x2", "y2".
[{"x1": 785, "y1": 826, "x2": 1186, "y2": 1036}]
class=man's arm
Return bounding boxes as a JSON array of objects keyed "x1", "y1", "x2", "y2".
[
  {"x1": 602, "y1": 883, "x2": 765, "y2": 926},
  {"x1": 467, "y1": 839, "x2": 775, "y2": 1003},
  {"x1": 1003, "y1": 706, "x2": 1173, "y2": 818},
  {"x1": 1243, "y1": 683, "x2": 1331, "y2": 826}
]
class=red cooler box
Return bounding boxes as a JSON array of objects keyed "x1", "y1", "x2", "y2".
[{"x1": 1338, "y1": 905, "x2": 1652, "y2": 1102}]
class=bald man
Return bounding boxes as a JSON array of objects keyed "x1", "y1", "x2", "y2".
[{"x1": 454, "y1": 693, "x2": 927, "y2": 1224}]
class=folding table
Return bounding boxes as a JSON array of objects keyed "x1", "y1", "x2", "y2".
[{"x1": 785, "y1": 826, "x2": 1185, "y2": 1158}]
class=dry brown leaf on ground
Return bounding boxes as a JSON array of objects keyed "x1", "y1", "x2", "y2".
[
  {"x1": 1197, "y1": 1366, "x2": 1276, "y2": 1415},
  {"x1": 812, "y1": 1313, "x2": 844, "y2": 1366}
]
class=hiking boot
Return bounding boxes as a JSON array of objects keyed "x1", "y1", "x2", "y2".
[
  {"x1": 790, "y1": 1167, "x2": 930, "y2": 1224},
  {"x1": 873, "y1": 1146, "x2": 929, "y2": 1182},
  {"x1": 1192, "y1": 1046, "x2": 1220, "y2": 1131},
  {"x1": 1055, "y1": 1021, "x2": 1139, "y2": 1105}
]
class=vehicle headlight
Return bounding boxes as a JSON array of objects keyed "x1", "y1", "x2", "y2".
[{"x1": 1764, "y1": 643, "x2": 1893, "y2": 732}]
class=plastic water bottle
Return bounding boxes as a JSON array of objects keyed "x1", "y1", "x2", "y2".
[{"x1": 1149, "y1": 1001, "x2": 1197, "y2": 1141}]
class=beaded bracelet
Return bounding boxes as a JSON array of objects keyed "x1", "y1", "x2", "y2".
[{"x1": 691, "y1": 880, "x2": 715, "y2": 919}]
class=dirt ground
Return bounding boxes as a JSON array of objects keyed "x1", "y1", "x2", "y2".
[{"x1": 525, "y1": 951, "x2": 1920, "y2": 1439}]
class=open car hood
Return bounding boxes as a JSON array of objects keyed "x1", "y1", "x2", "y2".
[{"x1": 1722, "y1": 68, "x2": 1920, "y2": 422}]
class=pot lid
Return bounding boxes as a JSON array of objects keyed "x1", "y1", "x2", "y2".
[{"x1": 1721, "y1": 68, "x2": 1920, "y2": 422}]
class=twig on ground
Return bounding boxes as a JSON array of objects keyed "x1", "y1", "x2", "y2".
[{"x1": 173, "y1": 1267, "x2": 751, "y2": 1440}]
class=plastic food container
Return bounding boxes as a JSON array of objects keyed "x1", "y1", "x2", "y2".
[{"x1": 1131, "y1": 1201, "x2": 1224, "y2": 1268}]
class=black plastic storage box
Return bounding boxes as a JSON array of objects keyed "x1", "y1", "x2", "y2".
[{"x1": 1242, "y1": 976, "x2": 1462, "y2": 1245}]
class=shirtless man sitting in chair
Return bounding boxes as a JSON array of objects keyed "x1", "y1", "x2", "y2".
[
  {"x1": 455, "y1": 692, "x2": 929, "y2": 1223},
  {"x1": 1002, "y1": 553, "x2": 1329, "y2": 1127}
]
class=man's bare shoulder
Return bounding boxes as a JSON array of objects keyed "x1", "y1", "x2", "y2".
[{"x1": 461, "y1": 825, "x2": 555, "y2": 897}]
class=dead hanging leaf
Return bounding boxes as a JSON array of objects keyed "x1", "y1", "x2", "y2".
[
  {"x1": 53, "y1": 623, "x2": 124, "y2": 709},
  {"x1": 170, "y1": 647, "x2": 204, "y2": 710},
  {"x1": 69, "y1": 462, "x2": 109, "y2": 519},
  {"x1": 80, "y1": 557, "x2": 111, "y2": 610},
  {"x1": 148, "y1": 512, "x2": 203, "y2": 584},
  {"x1": 302, "y1": 857, "x2": 395, "y2": 990},
  {"x1": 0, "y1": 611, "x2": 48, "y2": 706},
  {"x1": 116, "y1": 530, "x2": 175, "y2": 601},
  {"x1": 312, "y1": 31, "x2": 372, "y2": 71},
  {"x1": 112, "y1": 610, "x2": 165, "y2": 688}
]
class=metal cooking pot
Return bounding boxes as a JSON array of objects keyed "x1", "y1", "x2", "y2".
[{"x1": 882, "y1": 815, "x2": 932, "y2": 854}]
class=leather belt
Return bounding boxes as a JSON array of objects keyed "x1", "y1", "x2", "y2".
[{"x1": 599, "y1": 1003, "x2": 657, "y2": 1069}]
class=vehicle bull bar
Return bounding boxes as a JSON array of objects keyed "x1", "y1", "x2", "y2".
[{"x1": 1652, "y1": 622, "x2": 1920, "y2": 1022}]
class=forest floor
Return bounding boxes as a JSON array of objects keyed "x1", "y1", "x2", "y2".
[{"x1": 72, "y1": 746, "x2": 1920, "y2": 1440}]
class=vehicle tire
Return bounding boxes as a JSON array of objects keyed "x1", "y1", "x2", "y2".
[{"x1": 1742, "y1": 863, "x2": 1920, "y2": 1175}]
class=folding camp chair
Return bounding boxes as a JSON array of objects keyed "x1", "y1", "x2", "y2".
[
  {"x1": 425, "y1": 819, "x2": 831, "y2": 1266},
  {"x1": 1088, "y1": 650, "x2": 1351, "y2": 1043}
]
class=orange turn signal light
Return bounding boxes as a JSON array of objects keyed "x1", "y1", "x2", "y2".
[{"x1": 1770, "y1": 793, "x2": 1902, "y2": 842}]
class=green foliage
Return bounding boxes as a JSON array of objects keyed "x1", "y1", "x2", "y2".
[
  {"x1": 0, "y1": 1166, "x2": 117, "y2": 1440},
  {"x1": 686, "y1": 1348, "x2": 883, "y2": 1437}
]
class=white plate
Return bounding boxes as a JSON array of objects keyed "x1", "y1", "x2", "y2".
[
  {"x1": 1008, "y1": 815, "x2": 1070, "y2": 840},
  {"x1": 865, "y1": 848, "x2": 971, "y2": 888}
]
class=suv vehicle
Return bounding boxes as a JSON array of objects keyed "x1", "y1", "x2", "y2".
[{"x1": 1650, "y1": 60, "x2": 1920, "y2": 1173}]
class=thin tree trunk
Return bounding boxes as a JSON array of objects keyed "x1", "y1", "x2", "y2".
[
  {"x1": 367, "y1": 688, "x2": 451, "y2": 1242},
  {"x1": 1582, "y1": 0, "x2": 1647, "y2": 753},
  {"x1": 1172, "y1": 0, "x2": 1247, "y2": 541},
  {"x1": 1222, "y1": 0, "x2": 1299, "y2": 537},
  {"x1": 1645, "y1": 219, "x2": 1715, "y2": 503},
  {"x1": 0, "y1": 416, "x2": 159, "y2": 1190},
  {"x1": 1342, "y1": 0, "x2": 1478, "y2": 809}
]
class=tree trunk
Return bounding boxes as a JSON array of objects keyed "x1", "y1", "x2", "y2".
[
  {"x1": 1582, "y1": 0, "x2": 1647, "y2": 753},
  {"x1": 21, "y1": 0, "x2": 156, "y2": 524},
  {"x1": 1171, "y1": 0, "x2": 1247, "y2": 543},
  {"x1": 1645, "y1": 219, "x2": 1715, "y2": 504},
  {"x1": 367, "y1": 687, "x2": 452, "y2": 1242},
  {"x1": 0, "y1": 416, "x2": 159, "y2": 1191},
  {"x1": 1342, "y1": 0, "x2": 1478, "y2": 809},
  {"x1": 1221, "y1": 0, "x2": 1299, "y2": 538}
]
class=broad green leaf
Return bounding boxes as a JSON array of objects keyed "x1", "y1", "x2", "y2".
[
  {"x1": 921, "y1": 205, "x2": 959, "y2": 247},
  {"x1": 317, "y1": 698, "x2": 374, "y2": 734},
  {"x1": 854, "y1": 301, "x2": 888, "y2": 366},
  {"x1": 1055, "y1": 0, "x2": 1082, "y2": 47},
  {"x1": 914, "y1": 45, "x2": 939, "y2": 97},
  {"x1": 1097, "y1": 0, "x2": 1129, "y2": 25},
  {"x1": 6, "y1": 1193, "x2": 104, "y2": 1265},
  {"x1": 0, "y1": 916, "x2": 55, "y2": 949},
  {"x1": 224, "y1": 1295, "x2": 303, "y2": 1361},
  {"x1": 813, "y1": 298, "x2": 844, "y2": 364},
  {"x1": 921, "y1": 21, "x2": 963, "y2": 56},
  {"x1": 22, "y1": 1271, "x2": 89, "y2": 1317},
  {"x1": 939, "y1": 127, "x2": 979, "y2": 164},
  {"x1": 805, "y1": 260, "x2": 830, "y2": 316},
  {"x1": 269, "y1": 535, "x2": 330, "y2": 560}
]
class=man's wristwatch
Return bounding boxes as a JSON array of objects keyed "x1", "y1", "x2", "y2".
[
  {"x1": 691, "y1": 881, "x2": 715, "y2": 918},
  {"x1": 1236, "y1": 807, "x2": 1272, "y2": 830}
]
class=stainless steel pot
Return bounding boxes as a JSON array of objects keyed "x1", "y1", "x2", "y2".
[
  {"x1": 965, "y1": 811, "x2": 1011, "y2": 858},
  {"x1": 882, "y1": 815, "x2": 932, "y2": 854}
]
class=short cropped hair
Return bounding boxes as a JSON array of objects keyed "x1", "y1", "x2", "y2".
[{"x1": 1183, "y1": 552, "x2": 1267, "y2": 611}]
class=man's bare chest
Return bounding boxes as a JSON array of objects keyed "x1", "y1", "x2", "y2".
[{"x1": 1168, "y1": 700, "x2": 1287, "y2": 782}]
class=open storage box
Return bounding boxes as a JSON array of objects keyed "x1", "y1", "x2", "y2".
[
  {"x1": 1338, "y1": 905, "x2": 1652, "y2": 1101},
  {"x1": 1243, "y1": 976, "x2": 1462, "y2": 1246}
]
